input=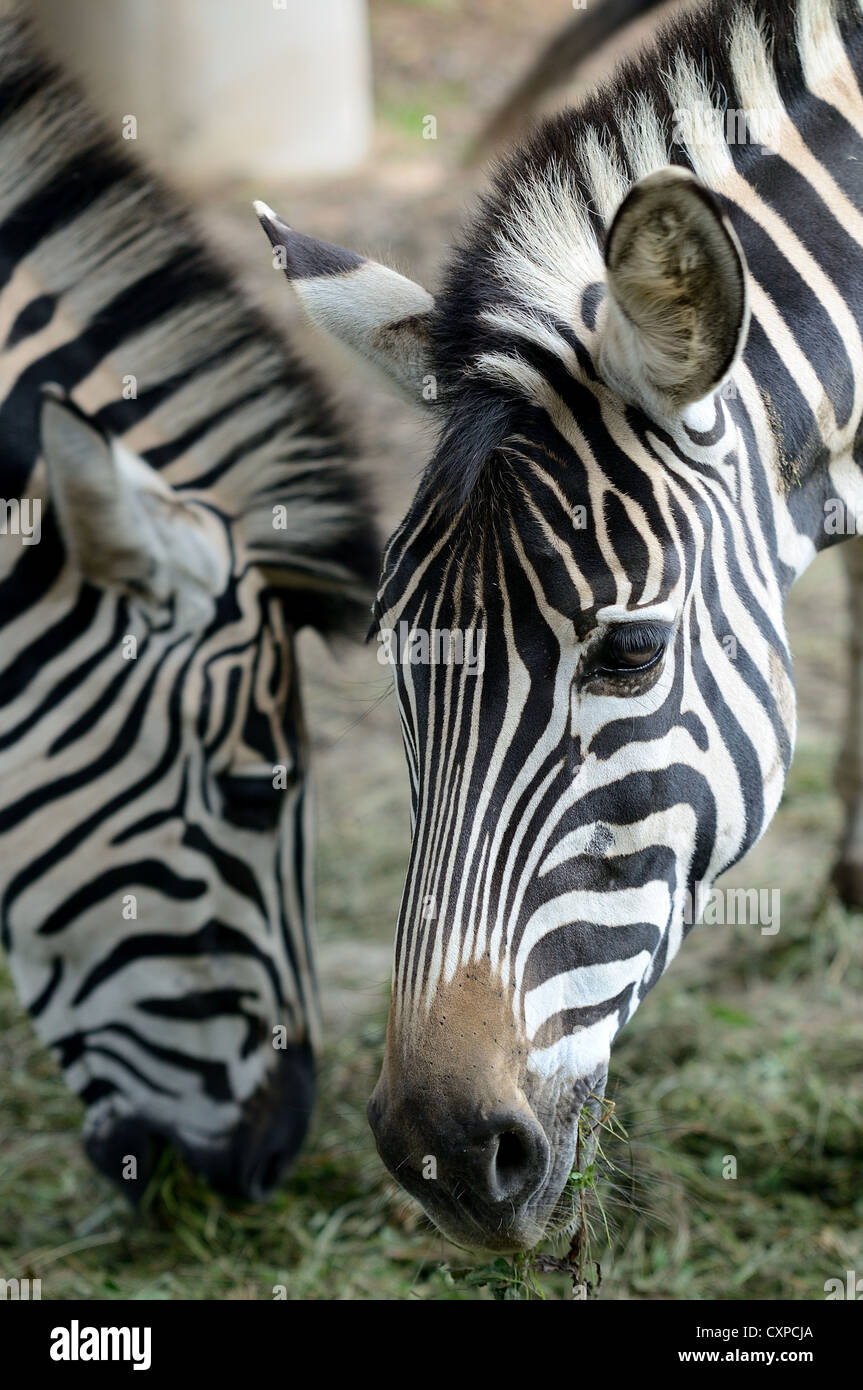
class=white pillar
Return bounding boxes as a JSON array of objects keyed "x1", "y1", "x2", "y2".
[{"x1": 28, "y1": 0, "x2": 372, "y2": 182}]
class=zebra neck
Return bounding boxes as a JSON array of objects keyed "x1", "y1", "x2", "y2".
[{"x1": 719, "y1": 9, "x2": 863, "y2": 577}]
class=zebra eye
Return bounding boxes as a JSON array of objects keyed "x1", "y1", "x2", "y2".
[
  {"x1": 594, "y1": 622, "x2": 668, "y2": 675},
  {"x1": 217, "y1": 772, "x2": 290, "y2": 830}
]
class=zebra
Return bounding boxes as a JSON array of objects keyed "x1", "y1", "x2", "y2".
[
  {"x1": 470, "y1": 0, "x2": 675, "y2": 160},
  {"x1": 0, "y1": 9, "x2": 377, "y2": 1199},
  {"x1": 258, "y1": 0, "x2": 863, "y2": 1249}
]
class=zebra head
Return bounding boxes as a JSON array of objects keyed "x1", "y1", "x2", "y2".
[
  {"x1": 1, "y1": 386, "x2": 364, "y2": 1200},
  {"x1": 258, "y1": 157, "x2": 796, "y2": 1248}
]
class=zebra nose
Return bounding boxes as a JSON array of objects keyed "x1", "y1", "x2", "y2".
[
  {"x1": 84, "y1": 1041, "x2": 315, "y2": 1201},
  {"x1": 368, "y1": 1086, "x2": 550, "y2": 1213},
  {"x1": 445, "y1": 1113, "x2": 550, "y2": 1205}
]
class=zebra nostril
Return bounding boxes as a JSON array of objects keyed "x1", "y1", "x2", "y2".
[
  {"x1": 494, "y1": 1129, "x2": 534, "y2": 1193},
  {"x1": 465, "y1": 1113, "x2": 550, "y2": 1206}
]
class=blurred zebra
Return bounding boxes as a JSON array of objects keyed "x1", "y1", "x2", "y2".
[
  {"x1": 0, "y1": 10, "x2": 377, "y2": 1198},
  {"x1": 470, "y1": 0, "x2": 677, "y2": 160},
  {"x1": 259, "y1": 0, "x2": 863, "y2": 1248}
]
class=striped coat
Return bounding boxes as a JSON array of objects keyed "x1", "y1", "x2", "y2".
[
  {"x1": 0, "y1": 9, "x2": 376, "y2": 1198},
  {"x1": 258, "y1": 0, "x2": 863, "y2": 1248}
]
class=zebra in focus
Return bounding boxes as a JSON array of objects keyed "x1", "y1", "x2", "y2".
[
  {"x1": 259, "y1": 0, "x2": 863, "y2": 1248},
  {"x1": 0, "y1": 10, "x2": 377, "y2": 1198}
]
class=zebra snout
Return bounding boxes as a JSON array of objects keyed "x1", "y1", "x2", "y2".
[
  {"x1": 83, "y1": 1041, "x2": 315, "y2": 1202},
  {"x1": 368, "y1": 1084, "x2": 552, "y2": 1248},
  {"x1": 86, "y1": 1112, "x2": 307, "y2": 1202}
]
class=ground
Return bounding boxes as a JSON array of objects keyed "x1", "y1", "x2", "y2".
[{"x1": 1, "y1": 0, "x2": 861, "y2": 1300}]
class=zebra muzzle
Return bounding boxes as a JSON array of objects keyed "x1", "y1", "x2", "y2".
[{"x1": 368, "y1": 1078, "x2": 552, "y2": 1251}]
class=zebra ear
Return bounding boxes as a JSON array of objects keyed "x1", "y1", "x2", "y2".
[
  {"x1": 599, "y1": 168, "x2": 749, "y2": 414},
  {"x1": 40, "y1": 389, "x2": 227, "y2": 617},
  {"x1": 254, "y1": 200, "x2": 435, "y2": 408}
]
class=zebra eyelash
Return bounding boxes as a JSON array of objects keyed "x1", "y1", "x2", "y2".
[
  {"x1": 586, "y1": 620, "x2": 672, "y2": 677},
  {"x1": 604, "y1": 620, "x2": 670, "y2": 653}
]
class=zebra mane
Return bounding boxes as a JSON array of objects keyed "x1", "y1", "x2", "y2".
[
  {"x1": 0, "y1": 7, "x2": 378, "y2": 629},
  {"x1": 427, "y1": 0, "x2": 862, "y2": 514}
]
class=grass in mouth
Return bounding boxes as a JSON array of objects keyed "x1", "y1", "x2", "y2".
[{"x1": 440, "y1": 1097, "x2": 627, "y2": 1301}]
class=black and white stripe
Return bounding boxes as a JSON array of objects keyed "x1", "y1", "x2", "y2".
[
  {"x1": 261, "y1": 0, "x2": 863, "y2": 1248},
  {"x1": 0, "y1": 9, "x2": 377, "y2": 1198}
]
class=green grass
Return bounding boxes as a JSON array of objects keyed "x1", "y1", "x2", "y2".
[{"x1": 0, "y1": 997, "x2": 480, "y2": 1301}]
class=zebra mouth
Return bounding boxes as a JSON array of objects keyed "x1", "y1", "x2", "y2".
[
  {"x1": 82, "y1": 1042, "x2": 316, "y2": 1201},
  {"x1": 368, "y1": 1063, "x2": 608, "y2": 1252},
  {"x1": 403, "y1": 1141, "x2": 579, "y2": 1254},
  {"x1": 368, "y1": 1094, "x2": 590, "y2": 1253}
]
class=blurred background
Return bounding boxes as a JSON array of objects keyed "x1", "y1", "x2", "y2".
[{"x1": 2, "y1": 0, "x2": 861, "y2": 1300}]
